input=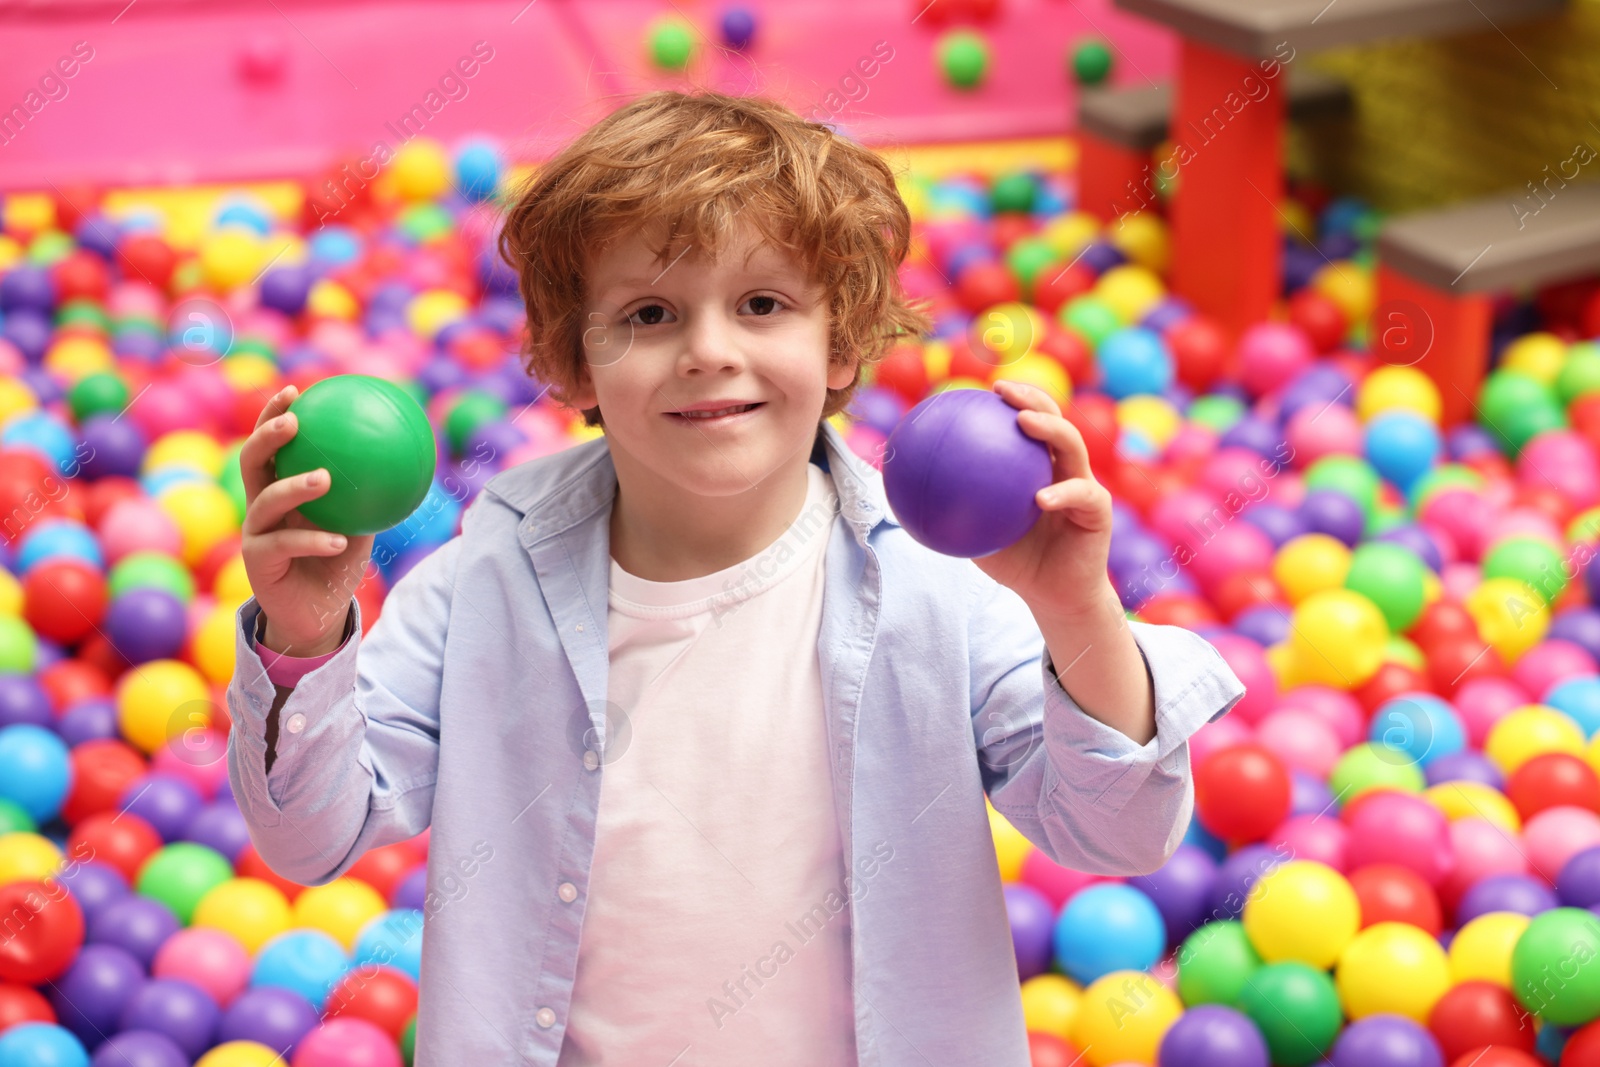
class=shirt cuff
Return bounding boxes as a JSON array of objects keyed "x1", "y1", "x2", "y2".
[{"x1": 251, "y1": 606, "x2": 355, "y2": 688}]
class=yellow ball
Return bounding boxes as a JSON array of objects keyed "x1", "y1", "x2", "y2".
[
  {"x1": 0, "y1": 569, "x2": 22, "y2": 617},
  {"x1": 1042, "y1": 212, "x2": 1102, "y2": 259},
  {"x1": 1107, "y1": 212, "x2": 1169, "y2": 273},
  {"x1": 157, "y1": 482, "x2": 238, "y2": 567},
  {"x1": 195, "y1": 1041, "x2": 288, "y2": 1067},
  {"x1": 200, "y1": 228, "x2": 265, "y2": 293},
  {"x1": 306, "y1": 279, "x2": 360, "y2": 321},
  {"x1": 213, "y1": 554, "x2": 253, "y2": 610},
  {"x1": 0, "y1": 832, "x2": 63, "y2": 887},
  {"x1": 1290, "y1": 588, "x2": 1389, "y2": 689},
  {"x1": 1273, "y1": 534, "x2": 1352, "y2": 605},
  {"x1": 1424, "y1": 783, "x2": 1522, "y2": 833},
  {"x1": 0, "y1": 236, "x2": 22, "y2": 271},
  {"x1": 408, "y1": 289, "x2": 470, "y2": 341},
  {"x1": 1313, "y1": 260, "x2": 1373, "y2": 324},
  {"x1": 291, "y1": 877, "x2": 389, "y2": 951},
  {"x1": 1280, "y1": 200, "x2": 1316, "y2": 243},
  {"x1": 1118, "y1": 395, "x2": 1181, "y2": 450},
  {"x1": 193, "y1": 878, "x2": 293, "y2": 954},
  {"x1": 922, "y1": 339, "x2": 952, "y2": 382},
  {"x1": 1264, "y1": 640, "x2": 1310, "y2": 690},
  {"x1": 1070, "y1": 970, "x2": 1183, "y2": 1066},
  {"x1": 0, "y1": 379, "x2": 37, "y2": 430},
  {"x1": 1335, "y1": 921, "x2": 1451, "y2": 1023},
  {"x1": 145, "y1": 430, "x2": 226, "y2": 480},
  {"x1": 43, "y1": 336, "x2": 113, "y2": 385},
  {"x1": 989, "y1": 801, "x2": 1034, "y2": 882},
  {"x1": 1357, "y1": 365, "x2": 1442, "y2": 424},
  {"x1": 1021, "y1": 973, "x2": 1083, "y2": 1041},
  {"x1": 1094, "y1": 265, "x2": 1166, "y2": 325},
  {"x1": 391, "y1": 139, "x2": 452, "y2": 201},
  {"x1": 1449, "y1": 911, "x2": 1529, "y2": 988},
  {"x1": 4, "y1": 195, "x2": 56, "y2": 237},
  {"x1": 1502, "y1": 332, "x2": 1567, "y2": 385},
  {"x1": 1242, "y1": 861, "x2": 1360, "y2": 969},
  {"x1": 1467, "y1": 577, "x2": 1549, "y2": 663},
  {"x1": 1487, "y1": 705, "x2": 1586, "y2": 775},
  {"x1": 972, "y1": 302, "x2": 1045, "y2": 364},
  {"x1": 191, "y1": 604, "x2": 239, "y2": 686},
  {"x1": 116, "y1": 659, "x2": 212, "y2": 754},
  {"x1": 1004, "y1": 354, "x2": 1072, "y2": 409},
  {"x1": 220, "y1": 354, "x2": 279, "y2": 394}
]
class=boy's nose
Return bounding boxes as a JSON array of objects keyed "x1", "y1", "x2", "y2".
[{"x1": 679, "y1": 311, "x2": 744, "y2": 373}]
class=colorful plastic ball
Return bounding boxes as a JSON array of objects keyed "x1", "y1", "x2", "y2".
[
  {"x1": 1242, "y1": 860, "x2": 1359, "y2": 967},
  {"x1": 1487, "y1": 705, "x2": 1586, "y2": 776},
  {"x1": 1195, "y1": 744, "x2": 1291, "y2": 843},
  {"x1": 21, "y1": 559, "x2": 107, "y2": 647},
  {"x1": 1511, "y1": 906, "x2": 1600, "y2": 1023},
  {"x1": 1052, "y1": 883, "x2": 1165, "y2": 984},
  {"x1": 1290, "y1": 588, "x2": 1389, "y2": 688},
  {"x1": 936, "y1": 29, "x2": 990, "y2": 89},
  {"x1": 323, "y1": 965, "x2": 417, "y2": 1041},
  {"x1": 215, "y1": 985, "x2": 319, "y2": 1054},
  {"x1": 156, "y1": 482, "x2": 238, "y2": 568},
  {"x1": 108, "y1": 552, "x2": 194, "y2": 603},
  {"x1": 1368, "y1": 693, "x2": 1465, "y2": 768},
  {"x1": 1428, "y1": 981, "x2": 1536, "y2": 1061},
  {"x1": 1273, "y1": 533, "x2": 1352, "y2": 604},
  {"x1": 1336, "y1": 921, "x2": 1451, "y2": 1023},
  {"x1": 1458, "y1": 873, "x2": 1557, "y2": 925},
  {"x1": 0, "y1": 879, "x2": 84, "y2": 985},
  {"x1": 1346, "y1": 790, "x2": 1453, "y2": 886},
  {"x1": 117, "y1": 977, "x2": 221, "y2": 1060},
  {"x1": 1020, "y1": 973, "x2": 1081, "y2": 1041},
  {"x1": 1097, "y1": 327, "x2": 1173, "y2": 399},
  {"x1": 196, "y1": 1040, "x2": 290, "y2": 1067},
  {"x1": 1485, "y1": 536, "x2": 1568, "y2": 607},
  {"x1": 452, "y1": 138, "x2": 503, "y2": 203},
  {"x1": 1510, "y1": 754, "x2": 1600, "y2": 820},
  {"x1": 87, "y1": 1030, "x2": 189, "y2": 1067},
  {"x1": 1157, "y1": 1004, "x2": 1269, "y2": 1067},
  {"x1": 1350, "y1": 863, "x2": 1443, "y2": 935},
  {"x1": 1344, "y1": 542, "x2": 1430, "y2": 634},
  {"x1": 135, "y1": 843, "x2": 233, "y2": 925},
  {"x1": 272, "y1": 375, "x2": 437, "y2": 537},
  {"x1": 1237, "y1": 323, "x2": 1314, "y2": 398},
  {"x1": 1006, "y1": 884, "x2": 1055, "y2": 980},
  {"x1": 1238, "y1": 961, "x2": 1343, "y2": 1067},
  {"x1": 1561, "y1": 845, "x2": 1600, "y2": 909},
  {"x1": 1070, "y1": 37, "x2": 1113, "y2": 85},
  {"x1": 152, "y1": 927, "x2": 251, "y2": 1010},
  {"x1": 646, "y1": 15, "x2": 697, "y2": 69},
  {"x1": 1070, "y1": 970, "x2": 1181, "y2": 1066},
  {"x1": 191, "y1": 879, "x2": 292, "y2": 956},
  {"x1": 17, "y1": 521, "x2": 102, "y2": 575},
  {"x1": 105, "y1": 588, "x2": 187, "y2": 665},
  {"x1": 0, "y1": 725, "x2": 71, "y2": 822},
  {"x1": 251, "y1": 930, "x2": 349, "y2": 1011},
  {"x1": 116, "y1": 659, "x2": 211, "y2": 755},
  {"x1": 0, "y1": 1023, "x2": 88, "y2": 1067},
  {"x1": 1525, "y1": 806, "x2": 1600, "y2": 882},
  {"x1": 1128, "y1": 844, "x2": 1218, "y2": 948},
  {"x1": 1450, "y1": 911, "x2": 1530, "y2": 987},
  {"x1": 1326, "y1": 1015, "x2": 1443, "y2": 1067},
  {"x1": 289, "y1": 1015, "x2": 400, "y2": 1067}
]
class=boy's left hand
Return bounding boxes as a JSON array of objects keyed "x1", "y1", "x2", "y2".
[{"x1": 972, "y1": 380, "x2": 1116, "y2": 617}]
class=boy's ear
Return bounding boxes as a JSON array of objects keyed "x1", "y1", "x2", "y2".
[
  {"x1": 826, "y1": 353, "x2": 858, "y2": 392},
  {"x1": 566, "y1": 364, "x2": 598, "y2": 410}
]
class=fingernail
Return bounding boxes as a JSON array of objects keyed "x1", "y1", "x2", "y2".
[
  {"x1": 307, "y1": 470, "x2": 326, "y2": 486},
  {"x1": 328, "y1": 535, "x2": 346, "y2": 549}
]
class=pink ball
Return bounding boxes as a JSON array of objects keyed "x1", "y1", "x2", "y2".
[
  {"x1": 107, "y1": 281, "x2": 166, "y2": 320},
  {"x1": 1254, "y1": 709, "x2": 1341, "y2": 777},
  {"x1": 1524, "y1": 806, "x2": 1600, "y2": 884},
  {"x1": 1441, "y1": 560, "x2": 1482, "y2": 603},
  {"x1": 1454, "y1": 676, "x2": 1529, "y2": 747},
  {"x1": 1418, "y1": 487, "x2": 1489, "y2": 563},
  {"x1": 1418, "y1": 521, "x2": 1460, "y2": 567},
  {"x1": 129, "y1": 379, "x2": 215, "y2": 438},
  {"x1": 151, "y1": 728, "x2": 230, "y2": 800},
  {"x1": 290, "y1": 1016, "x2": 401, "y2": 1067},
  {"x1": 1440, "y1": 816, "x2": 1530, "y2": 909},
  {"x1": 1514, "y1": 640, "x2": 1599, "y2": 699},
  {"x1": 1209, "y1": 635, "x2": 1277, "y2": 724},
  {"x1": 1200, "y1": 447, "x2": 1284, "y2": 503},
  {"x1": 1345, "y1": 791, "x2": 1454, "y2": 887},
  {"x1": 1520, "y1": 430, "x2": 1600, "y2": 511},
  {"x1": 1164, "y1": 425, "x2": 1220, "y2": 468},
  {"x1": 0, "y1": 341, "x2": 24, "y2": 376},
  {"x1": 97, "y1": 498, "x2": 182, "y2": 565},
  {"x1": 169, "y1": 363, "x2": 234, "y2": 415},
  {"x1": 1277, "y1": 685, "x2": 1365, "y2": 748},
  {"x1": 846, "y1": 426, "x2": 888, "y2": 470},
  {"x1": 346, "y1": 350, "x2": 407, "y2": 381},
  {"x1": 1019, "y1": 849, "x2": 1118, "y2": 910},
  {"x1": 1149, "y1": 488, "x2": 1226, "y2": 549},
  {"x1": 1189, "y1": 717, "x2": 1254, "y2": 768},
  {"x1": 1267, "y1": 814, "x2": 1349, "y2": 871},
  {"x1": 152, "y1": 927, "x2": 250, "y2": 1008},
  {"x1": 1285, "y1": 403, "x2": 1361, "y2": 467},
  {"x1": 1485, "y1": 511, "x2": 1565, "y2": 553},
  {"x1": 1237, "y1": 322, "x2": 1315, "y2": 398},
  {"x1": 1187, "y1": 522, "x2": 1276, "y2": 594}
]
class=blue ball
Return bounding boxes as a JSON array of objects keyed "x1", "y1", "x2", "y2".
[
  {"x1": 1052, "y1": 883, "x2": 1166, "y2": 984},
  {"x1": 454, "y1": 138, "x2": 504, "y2": 203},
  {"x1": 0, "y1": 724, "x2": 72, "y2": 822},
  {"x1": 308, "y1": 226, "x2": 362, "y2": 269},
  {"x1": 1369, "y1": 691, "x2": 1465, "y2": 768},
  {"x1": 214, "y1": 199, "x2": 274, "y2": 235},
  {"x1": 16, "y1": 520, "x2": 103, "y2": 574},
  {"x1": 1184, "y1": 812, "x2": 1228, "y2": 863},
  {"x1": 0, "y1": 1023, "x2": 89, "y2": 1067},
  {"x1": 1547, "y1": 677, "x2": 1600, "y2": 738},
  {"x1": 3, "y1": 413, "x2": 81, "y2": 478},
  {"x1": 1364, "y1": 411, "x2": 1440, "y2": 493},
  {"x1": 354, "y1": 908, "x2": 425, "y2": 982},
  {"x1": 1097, "y1": 327, "x2": 1173, "y2": 399},
  {"x1": 251, "y1": 930, "x2": 350, "y2": 1007}
]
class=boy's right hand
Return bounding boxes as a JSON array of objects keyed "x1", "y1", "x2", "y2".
[{"x1": 240, "y1": 385, "x2": 377, "y2": 657}]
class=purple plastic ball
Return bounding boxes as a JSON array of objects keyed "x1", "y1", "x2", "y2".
[
  {"x1": 1447, "y1": 424, "x2": 1500, "y2": 461},
  {"x1": 78, "y1": 415, "x2": 148, "y2": 480},
  {"x1": 105, "y1": 588, "x2": 188, "y2": 665},
  {"x1": 392, "y1": 866, "x2": 427, "y2": 910},
  {"x1": 1328, "y1": 1013, "x2": 1444, "y2": 1067},
  {"x1": 1158, "y1": 1004, "x2": 1270, "y2": 1067},
  {"x1": 1456, "y1": 873, "x2": 1558, "y2": 925},
  {"x1": 1375, "y1": 523, "x2": 1445, "y2": 573},
  {"x1": 118, "y1": 774, "x2": 203, "y2": 843},
  {"x1": 0, "y1": 675, "x2": 51, "y2": 729},
  {"x1": 118, "y1": 978, "x2": 220, "y2": 1060},
  {"x1": 258, "y1": 265, "x2": 312, "y2": 315},
  {"x1": 1277, "y1": 365, "x2": 1354, "y2": 423},
  {"x1": 56, "y1": 860, "x2": 131, "y2": 924},
  {"x1": 182, "y1": 799, "x2": 251, "y2": 863},
  {"x1": 216, "y1": 985, "x2": 320, "y2": 1055},
  {"x1": 1218, "y1": 416, "x2": 1286, "y2": 465},
  {"x1": 0, "y1": 266, "x2": 56, "y2": 314},
  {"x1": 1550, "y1": 608, "x2": 1600, "y2": 666},
  {"x1": 1298, "y1": 489, "x2": 1365, "y2": 546},
  {"x1": 1232, "y1": 605, "x2": 1290, "y2": 648},
  {"x1": 86, "y1": 895, "x2": 180, "y2": 968},
  {"x1": 881, "y1": 390, "x2": 1053, "y2": 558},
  {"x1": 1558, "y1": 846, "x2": 1600, "y2": 909},
  {"x1": 3, "y1": 309, "x2": 53, "y2": 363},
  {"x1": 56, "y1": 698, "x2": 120, "y2": 746},
  {"x1": 1129, "y1": 844, "x2": 1218, "y2": 947},
  {"x1": 1289, "y1": 770, "x2": 1335, "y2": 817},
  {"x1": 720, "y1": 6, "x2": 757, "y2": 49},
  {"x1": 1209, "y1": 844, "x2": 1284, "y2": 921},
  {"x1": 1004, "y1": 884, "x2": 1055, "y2": 980},
  {"x1": 464, "y1": 420, "x2": 527, "y2": 466},
  {"x1": 49, "y1": 943, "x2": 146, "y2": 1049},
  {"x1": 1239, "y1": 502, "x2": 1307, "y2": 548},
  {"x1": 1078, "y1": 241, "x2": 1125, "y2": 273},
  {"x1": 1424, "y1": 750, "x2": 1505, "y2": 790},
  {"x1": 90, "y1": 1030, "x2": 189, "y2": 1067}
]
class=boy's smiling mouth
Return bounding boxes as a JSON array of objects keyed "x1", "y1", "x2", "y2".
[{"x1": 667, "y1": 401, "x2": 766, "y2": 425}]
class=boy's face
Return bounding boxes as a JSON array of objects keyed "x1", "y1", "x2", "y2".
[{"x1": 569, "y1": 222, "x2": 854, "y2": 500}]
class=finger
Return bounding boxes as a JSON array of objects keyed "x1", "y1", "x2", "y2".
[
  {"x1": 252, "y1": 384, "x2": 300, "y2": 431},
  {"x1": 1015, "y1": 406, "x2": 1095, "y2": 485},
  {"x1": 1037, "y1": 476, "x2": 1112, "y2": 527},
  {"x1": 239, "y1": 411, "x2": 300, "y2": 505},
  {"x1": 245, "y1": 526, "x2": 350, "y2": 566},
  {"x1": 992, "y1": 379, "x2": 1063, "y2": 419},
  {"x1": 244, "y1": 467, "x2": 330, "y2": 535}
]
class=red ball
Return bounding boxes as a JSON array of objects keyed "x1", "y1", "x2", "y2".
[
  {"x1": 1032, "y1": 261, "x2": 1095, "y2": 315},
  {"x1": 1411, "y1": 598, "x2": 1479, "y2": 647},
  {"x1": 1563, "y1": 1019, "x2": 1600, "y2": 1067},
  {"x1": 1427, "y1": 638, "x2": 1507, "y2": 698},
  {"x1": 1287, "y1": 290, "x2": 1348, "y2": 353},
  {"x1": 1027, "y1": 1032, "x2": 1080, "y2": 1067},
  {"x1": 323, "y1": 965, "x2": 419, "y2": 1039},
  {"x1": 237, "y1": 842, "x2": 307, "y2": 901},
  {"x1": 948, "y1": 334, "x2": 999, "y2": 380},
  {"x1": 991, "y1": 212, "x2": 1037, "y2": 252},
  {"x1": 83, "y1": 477, "x2": 144, "y2": 530},
  {"x1": 1429, "y1": 982, "x2": 1535, "y2": 1062},
  {"x1": 1036, "y1": 325, "x2": 1091, "y2": 386},
  {"x1": 61, "y1": 739, "x2": 146, "y2": 825},
  {"x1": 1450, "y1": 1050, "x2": 1543, "y2": 1067},
  {"x1": 345, "y1": 843, "x2": 420, "y2": 903},
  {"x1": 51, "y1": 251, "x2": 111, "y2": 303},
  {"x1": 1513, "y1": 482, "x2": 1577, "y2": 530},
  {"x1": 1211, "y1": 571, "x2": 1283, "y2": 621},
  {"x1": 0, "y1": 881, "x2": 84, "y2": 985},
  {"x1": 0, "y1": 982, "x2": 56, "y2": 1030},
  {"x1": 1137, "y1": 594, "x2": 1218, "y2": 630},
  {"x1": 954, "y1": 260, "x2": 1021, "y2": 314},
  {"x1": 1349, "y1": 863, "x2": 1443, "y2": 934},
  {"x1": 1195, "y1": 743, "x2": 1292, "y2": 843},
  {"x1": 22, "y1": 559, "x2": 108, "y2": 646},
  {"x1": 1354, "y1": 661, "x2": 1434, "y2": 717},
  {"x1": 872, "y1": 344, "x2": 930, "y2": 406},
  {"x1": 37, "y1": 659, "x2": 110, "y2": 711},
  {"x1": 195, "y1": 534, "x2": 243, "y2": 596},
  {"x1": 67, "y1": 811, "x2": 161, "y2": 883},
  {"x1": 116, "y1": 234, "x2": 177, "y2": 289},
  {"x1": 1508, "y1": 753, "x2": 1600, "y2": 819},
  {"x1": 1065, "y1": 393, "x2": 1118, "y2": 480}
]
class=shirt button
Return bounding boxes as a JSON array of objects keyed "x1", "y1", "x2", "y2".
[
  {"x1": 583, "y1": 750, "x2": 599, "y2": 771},
  {"x1": 575, "y1": 623, "x2": 584, "y2": 632},
  {"x1": 557, "y1": 882, "x2": 578, "y2": 903},
  {"x1": 286, "y1": 712, "x2": 306, "y2": 735},
  {"x1": 535, "y1": 1007, "x2": 556, "y2": 1028}
]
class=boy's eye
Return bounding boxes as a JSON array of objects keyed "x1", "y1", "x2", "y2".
[
  {"x1": 628, "y1": 304, "x2": 670, "y2": 326},
  {"x1": 743, "y1": 296, "x2": 781, "y2": 316}
]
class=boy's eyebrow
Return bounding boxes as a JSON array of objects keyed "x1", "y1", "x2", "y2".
[{"x1": 593, "y1": 264, "x2": 809, "y2": 300}]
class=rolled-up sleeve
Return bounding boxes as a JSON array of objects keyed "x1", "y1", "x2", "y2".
[{"x1": 971, "y1": 572, "x2": 1245, "y2": 876}]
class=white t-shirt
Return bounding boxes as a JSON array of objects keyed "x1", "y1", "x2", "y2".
[{"x1": 559, "y1": 461, "x2": 858, "y2": 1067}]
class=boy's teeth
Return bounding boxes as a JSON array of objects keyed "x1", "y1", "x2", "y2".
[{"x1": 683, "y1": 404, "x2": 754, "y2": 418}]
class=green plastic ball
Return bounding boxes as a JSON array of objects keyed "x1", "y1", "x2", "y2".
[
  {"x1": 1558, "y1": 342, "x2": 1600, "y2": 405},
  {"x1": 1187, "y1": 395, "x2": 1246, "y2": 435},
  {"x1": 135, "y1": 842, "x2": 233, "y2": 924},
  {"x1": 401, "y1": 1014, "x2": 416, "y2": 1066},
  {"x1": 1512, "y1": 907, "x2": 1600, "y2": 1025},
  {"x1": 1408, "y1": 463, "x2": 1483, "y2": 515},
  {"x1": 1176, "y1": 920, "x2": 1263, "y2": 1006},
  {"x1": 1304, "y1": 455, "x2": 1380, "y2": 519},
  {"x1": 1479, "y1": 370, "x2": 1566, "y2": 456},
  {"x1": 56, "y1": 300, "x2": 109, "y2": 334},
  {"x1": 445, "y1": 390, "x2": 509, "y2": 457},
  {"x1": 1071, "y1": 38, "x2": 1114, "y2": 86},
  {"x1": 69, "y1": 372, "x2": 130, "y2": 422},
  {"x1": 273, "y1": 374, "x2": 437, "y2": 537},
  {"x1": 1238, "y1": 962, "x2": 1343, "y2": 1067},
  {"x1": 1484, "y1": 535, "x2": 1568, "y2": 606},
  {"x1": 0, "y1": 797, "x2": 35, "y2": 835},
  {"x1": 649, "y1": 18, "x2": 697, "y2": 71},
  {"x1": 26, "y1": 231, "x2": 74, "y2": 266},
  {"x1": 1344, "y1": 542, "x2": 1428, "y2": 632},
  {"x1": 0, "y1": 616, "x2": 37, "y2": 675},
  {"x1": 1363, "y1": 501, "x2": 1408, "y2": 540},
  {"x1": 1330, "y1": 741, "x2": 1425, "y2": 798},
  {"x1": 1005, "y1": 238, "x2": 1058, "y2": 297},
  {"x1": 398, "y1": 203, "x2": 454, "y2": 243},
  {"x1": 108, "y1": 552, "x2": 196, "y2": 604},
  {"x1": 220, "y1": 441, "x2": 247, "y2": 525},
  {"x1": 937, "y1": 30, "x2": 989, "y2": 90},
  {"x1": 991, "y1": 173, "x2": 1039, "y2": 214},
  {"x1": 1059, "y1": 296, "x2": 1122, "y2": 350}
]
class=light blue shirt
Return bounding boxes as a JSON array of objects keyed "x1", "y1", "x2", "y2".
[{"x1": 226, "y1": 418, "x2": 1246, "y2": 1066}]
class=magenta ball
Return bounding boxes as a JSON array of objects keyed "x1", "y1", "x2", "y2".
[
  {"x1": 1185, "y1": 521, "x2": 1275, "y2": 592},
  {"x1": 1237, "y1": 323, "x2": 1314, "y2": 398},
  {"x1": 98, "y1": 499, "x2": 181, "y2": 566},
  {"x1": 1513, "y1": 639, "x2": 1598, "y2": 698},
  {"x1": 1285, "y1": 402, "x2": 1361, "y2": 467},
  {"x1": 1441, "y1": 817, "x2": 1530, "y2": 908},
  {"x1": 1208, "y1": 635, "x2": 1276, "y2": 725},
  {"x1": 1020, "y1": 850, "x2": 1116, "y2": 910},
  {"x1": 1525, "y1": 806, "x2": 1600, "y2": 882},
  {"x1": 152, "y1": 928, "x2": 251, "y2": 1009},
  {"x1": 1188, "y1": 718, "x2": 1253, "y2": 768},
  {"x1": 881, "y1": 390, "x2": 1054, "y2": 558},
  {"x1": 1149, "y1": 487, "x2": 1225, "y2": 547},
  {"x1": 1278, "y1": 684, "x2": 1365, "y2": 748},
  {"x1": 1453, "y1": 676, "x2": 1529, "y2": 746},
  {"x1": 1519, "y1": 430, "x2": 1600, "y2": 510},
  {"x1": 1267, "y1": 814, "x2": 1349, "y2": 871},
  {"x1": 1254, "y1": 709, "x2": 1341, "y2": 778},
  {"x1": 289, "y1": 1016, "x2": 402, "y2": 1067},
  {"x1": 1345, "y1": 792, "x2": 1452, "y2": 887}
]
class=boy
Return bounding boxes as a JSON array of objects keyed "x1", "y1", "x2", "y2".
[{"x1": 228, "y1": 89, "x2": 1245, "y2": 1066}]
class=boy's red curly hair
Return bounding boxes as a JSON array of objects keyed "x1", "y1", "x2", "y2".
[{"x1": 497, "y1": 89, "x2": 931, "y2": 429}]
